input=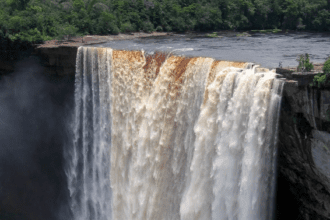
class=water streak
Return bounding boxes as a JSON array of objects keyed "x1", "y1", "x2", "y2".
[{"x1": 66, "y1": 47, "x2": 113, "y2": 220}]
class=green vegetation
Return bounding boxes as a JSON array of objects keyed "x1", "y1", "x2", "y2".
[
  {"x1": 236, "y1": 32, "x2": 251, "y2": 37},
  {"x1": 323, "y1": 57, "x2": 330, "y2": 74},
  {"x1": 310, "y1": 57, "x2": 330, "y2": 88},
  {"x1": 251, "y1": 29, "x2": 282, "y2": 33},
  {"x1": 0, "y1": 0, "x2": 329, "y2": 44},
  {"x1": 297, "y1": 53, "x2": 314, "y2": 72},
  {"x1": 206, "y1": 32, "x2": 221, "y2": 38}
]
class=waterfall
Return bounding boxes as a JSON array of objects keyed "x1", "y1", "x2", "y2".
[
  {"x1": 66, "y1": 46, "x2": 284, "y2": 220},
  {"x1": 66, "y1": 47, "x2": 113, "y2": 220}
]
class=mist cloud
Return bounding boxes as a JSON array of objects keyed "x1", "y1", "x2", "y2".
[{"x1": 0, "y1": 55, "x2": 74, "y2": 220}]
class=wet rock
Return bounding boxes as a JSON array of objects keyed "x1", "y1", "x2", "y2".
[
  {"x1": 31, "y1": 35, "x2": 330, "y2": 219},
  {"x1": 279, "y1": 79, "x2": 330, "y2": 219},
  {"x1": 0, "y1": 60, "x2": 14, "y2": 72}
]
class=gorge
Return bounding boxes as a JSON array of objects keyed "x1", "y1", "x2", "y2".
[
  {"x1": 0, "y1": 33, "x2": 329, "y2": 220},
  {"x1": 67, "y1": 46, "x2": 282, "y2": 220}
]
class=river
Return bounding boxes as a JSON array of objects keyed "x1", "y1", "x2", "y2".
[{"x1": 90, "y1": 31, "x2": 330, "y2": 69}]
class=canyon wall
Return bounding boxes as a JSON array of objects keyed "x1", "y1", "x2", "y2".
[
  {"x1": 1, "y1": 45, "x2": 330, "y2": 219},
  {"x1": 276, "y1": 69, "x2": 330, "y2": 219}
]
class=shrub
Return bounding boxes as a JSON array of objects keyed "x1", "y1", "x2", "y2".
[
  {"x1": 109, "y1": 23, "x2": 120, "y2": 35},
  {"x1": 120, "y1": 22, "x2": 135, "y2": 33},
  {"x1": 142, "y1": 21, "x2": 154, "y2": 33},
  {"x1": 310, "y1": 57, "x2": 330, "y2": 88},
  {"x1": 311, "y1": 72, "x2": 329, "y2": 88},
  {"x1": 323, "y1": 57, "x2": 330, "y2": 74},
  {"x1": 170, "y1": 17, "x2": 187, "y2": 32},
  {"x1": 164, "y1": 25, "x2": 172, "y2": 32},
  {"x1": 156, "y1": 26, "x2": 163, "y2": 32},
  {"x1": 97, "y1": 12, "x2": 116, "y2": 34},
  {"x1": 296, "y1": 53, "x2": 314, "y2": 72},
  {"x1": 55, "y1": 23, "x2": 79, "y2": 40}
]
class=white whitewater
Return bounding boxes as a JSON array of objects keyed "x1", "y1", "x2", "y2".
[
  {"x1": 66, "y1": 46, "x2": 284, "y2": 220},
  {"x1": 66, "y1": 47, "x2": 113, "y2": 220}
]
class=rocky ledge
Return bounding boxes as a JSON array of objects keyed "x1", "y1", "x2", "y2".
[
  {"x1": 276, "y1": 63, "x2": 325, "y2": 86},
  {"x1": 277, "y1": 64, "x2": 330, "y2": 219},
  {"x1": 32, "y1": 32, "x2": 174, "y2": 76},
  {"x1": 36, "y1": 32, "x2": 172, "y2": 49}
]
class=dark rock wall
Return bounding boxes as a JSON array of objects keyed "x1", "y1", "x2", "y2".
[
  {"x1": 2, "y1": 45, "x2": 330, "y2": 219},
  {"x1": 36, "y1": 47, "x2": 78, "y2": 76},
  {"x1": 278, "y1": 81, "x2": 330, "y2": 219},
  {"x1": 35, "y1": 47, "x2": 330, "y2": 220},
  {"x1": 0, "y1": 55, "x2": 74, "y2": 220}
]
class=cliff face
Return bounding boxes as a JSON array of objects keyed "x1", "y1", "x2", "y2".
[
  {"x1": 36, "y1": 46, "x2": 330, "y2": 219},
  {"x1": 278, "y1": 75, "x2": 330, "y2": 219},
  {"x1": 36, "y1": 47, "x2": 78, "y2": 76},
  {"x1": 33, "y1": 33, "x2": 171, "y2": 76},
  {"x1": 2, "y1": 42, "x2": 330, "y2": 219}
]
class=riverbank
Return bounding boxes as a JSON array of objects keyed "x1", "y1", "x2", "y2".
[
  {"x1": 35, "y1": 29, "x2": 330, "y2": 49},
  {"x1": 35, "y1": 32, "x2": 175, "y2": 49}
]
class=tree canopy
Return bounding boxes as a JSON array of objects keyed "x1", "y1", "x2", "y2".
[{"x1": 0, "y1": 0, "x2": 329, "y2": 44}]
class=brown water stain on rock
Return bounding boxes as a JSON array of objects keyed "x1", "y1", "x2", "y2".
[
  {"x1": 143, "y1": 52, "x2": 168, "y2": 79},
  {"x1": 113, "y1": 50, "x2": 143, "y2": 63}
]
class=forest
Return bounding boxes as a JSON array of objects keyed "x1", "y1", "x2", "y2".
[{"x1": 0, "y1": 0, "x2": 329, "y2": 44}]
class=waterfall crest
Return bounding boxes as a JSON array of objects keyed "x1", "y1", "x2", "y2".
[{"x1": 66, "y1": 46, "x2": 284, "y2": 220}]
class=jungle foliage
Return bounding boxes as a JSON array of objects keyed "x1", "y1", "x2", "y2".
[
  {"x1": 311, "y1": 57, "x2": 330, "y2": 88},
  {"x1": 0, "y1": 0, "x2": 329, "y2": 44}
]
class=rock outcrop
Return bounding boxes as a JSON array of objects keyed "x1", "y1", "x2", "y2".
[
  {"x1": 36, "y1": 47, "x2": 78, "y2": 76},
  {"x1": 2, "y1": 35, "x2": 330, "y2": 219},
  {"x1": 35, "y1": 43, "x2": 330, "y2": 219},
  {"x1": 277, "y1": 71, "x2": 330, "y2": 219}
]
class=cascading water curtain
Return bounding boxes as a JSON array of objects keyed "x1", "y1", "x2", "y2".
[
  {"x1": 66, "y1": 47, "x2": 113, "y2": 220},
  {"x1": 66, "y1": 46, "x2": 284, "y2": 220}
]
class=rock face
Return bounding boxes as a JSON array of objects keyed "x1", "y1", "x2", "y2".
[
  {"x1": 34, "y1": 33, "x2": 171, "y2": 76},
  {"x1": 278, "y1": 76, "x2": 330, "y2": 219},
  {"x1": 9, "y1": 42, "x2": 330, "y2": 219},
  {"x1": 36, "y1": 47, "x2": 78, "y2": 76},
  {"x1": 36, "y1": 45, "x2": 330, "y2": 219}
]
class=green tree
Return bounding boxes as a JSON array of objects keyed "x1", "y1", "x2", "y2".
[
  {"x1": 87, "y1": 0, "x2": 99, "y2": 14},
  {"x1": 55, "y1": 22, "x2": 79, "y2": 40},
  {"x1": 296, "y1": 53, "x2": 313, "y2": 72},
  {"x1": 97, "y1": 11, "x2": 119, "y2": 34},
  {"x1": 312, "y1": 9, "x2": 330, "y2": 31},
  {"x1": 311, "y1": 57, "x2": 330, "y2": 88},
  {"x1": 252, "y1": 0, "x2": 271, "y2": 29},
  {"x1": 73, "y1": 0, "x2": 85, "y2": 11},
  {"x1": 8, "y1": 16, "x2": 24, "y2": 33},
  {"x1": 6, "y1": 0, "x2": 30, "y2": 10},
  {"x1": 281, "y1": 0, "x2": 303, "y2": 29}
]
